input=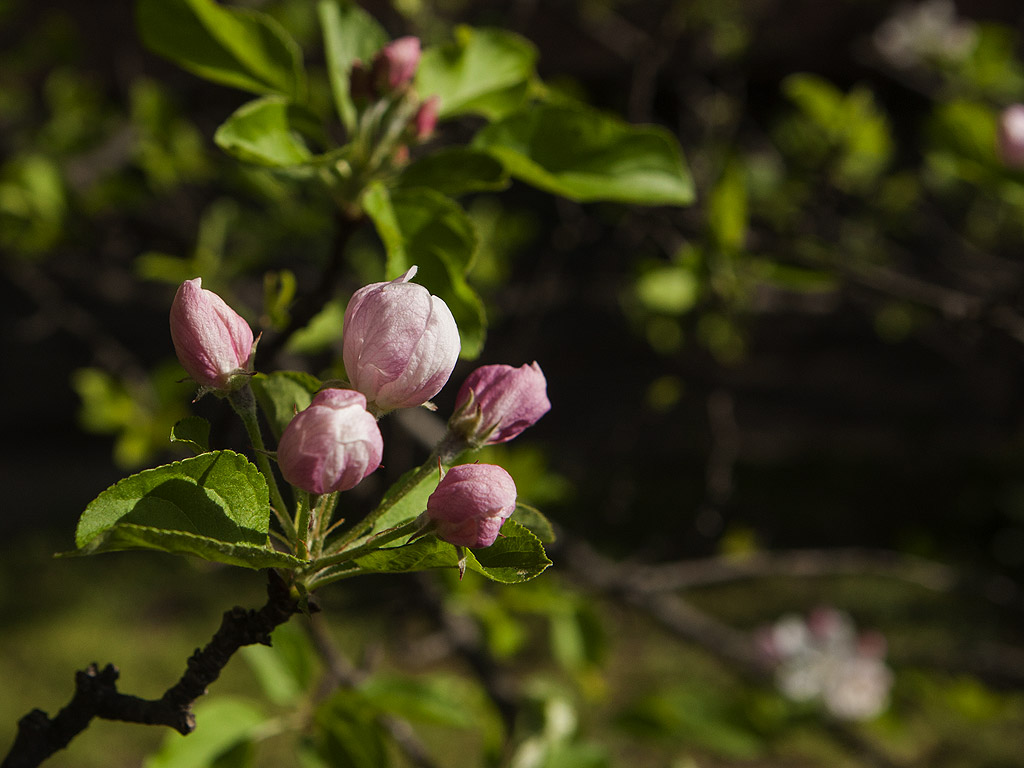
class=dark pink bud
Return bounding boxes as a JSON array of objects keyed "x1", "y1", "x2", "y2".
[
  {"x1": 426, "y1": 463, "x2": 517, "y2": 548},
  {"x1": 452, "y1": 362, "x2": 550, "y2": 445},
  {"x1": 342, "y1": 266, "x2": 460, "y2": 412},
  {"x1": 276, "y1": 389, "x2": 383, "y2": 494},
  {"x1": 998, "y1": 105, "x2": 1024, "y2": 168},
  {"x1": 372, "y1": 36, "x2": 421, "y2": 93},
  {"x1": 413, "y1": 96, "x2": 439, "y2": 140},
  {"x1": 169, "y1": 278, "x2": 254, "y2": 391}
]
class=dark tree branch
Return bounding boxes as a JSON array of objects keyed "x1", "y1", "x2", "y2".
[{"x1": 2, "y1": 571, "x2": 301, "y2": 768}]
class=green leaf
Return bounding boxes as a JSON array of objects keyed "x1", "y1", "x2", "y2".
[
  {"x1": 170, "y1": 416, "x2": 211, "y2": 454},
  {"x1": 361, "y1": 673, "x2": 479, "y2": 728},
  {"x1": 368, "y1": 465, "x2": 440, "y2": 535},
  {"x1": 73, "y1": 450, "x2": 291, "y2": 568},
  {"x1": 635, "y1": 266, "x2": 700, "y2": 315},
  {"x1": 708, "y1": 160, "x2": 748, "y2": 252},
  {"x1": 240, "y1": 622, "x2": 316, "y2": 706},
  {"x1": 137, "y1": 0, "x2": 305, "y2": 99},
  {"x1": 473, "y1": 104, "x2": 695, "y2": 205},
  {"x1": 356, "y1": 520, "x2": 550, "y2": 583},
  {"x1": 311, "y1": 689, "x2": 390, "y2": 768},
  {"x1": 251, "y1": 371, "x2": 322, "y2": 439},
  {"x1": 69, "y1": 524, "x2": 303, "y2": 570},
  {"x1": 510, "y1": 503, "x2": 556, "y2": 543},
  {"x1": 214, "y1": 96, "x2": 313, "y2": 166},
  {"x1": 417, "y1": 26, "x2": 537, "y2": 120},
  {"x1": 397, "y1": 148, "x2": 510, "y2": 196},
  {"x1": 145, "y1": 697, "x2": 266, "y2": 768},
  {"x1": 362, "y1": 184, "x2": 487, "y2": 358},
  {"x1": 318, "y1": 0, "x2": 387, "y2": 132}
]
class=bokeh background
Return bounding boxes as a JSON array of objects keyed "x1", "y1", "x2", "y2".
[{"x1": 3, "y1": 0, "x2": 1024, "y2": 766}]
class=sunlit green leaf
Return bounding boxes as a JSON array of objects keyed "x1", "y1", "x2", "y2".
[
  {"x1": 474, "y1": 104, "x2": 695, "y2": 205},
  {"x1": 417, "y1": 26, "x2": 537, "y2": 120},
  {"x1": 214, "y1": 96, "x2": 313, "y2": 167},
  {"x1": 137, "y1": 0, "x2": 305, "y2": 98}
]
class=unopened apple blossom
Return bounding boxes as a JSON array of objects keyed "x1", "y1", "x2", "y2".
[
  {"x1": 451, "y1": 362, "x2": 551, "y2": 446},
  {"x1": 276, "y1": 389, "x2": 383, "y2": 495},
  {"x1": 425, "y1": 464, "x2": 517, "y2": 548},
  {"x1": 169, "y1": 278, "x2": 255, "y2": 392},
  {"x1": 342, "y1": 266, "x2": 460, "y2": 413}
]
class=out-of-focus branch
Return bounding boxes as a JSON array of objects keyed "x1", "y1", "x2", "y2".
[{"x1": 1, "y1": 571, "x2": 300, "y2": 768}]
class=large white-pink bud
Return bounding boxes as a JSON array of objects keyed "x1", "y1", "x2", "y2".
[{"x1": 342, "y1": 266, "x2": 460, "y2": 412}]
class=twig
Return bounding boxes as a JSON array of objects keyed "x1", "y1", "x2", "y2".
[{"x1": 2, "y1": 571, "x2": 300, "y2": 768}]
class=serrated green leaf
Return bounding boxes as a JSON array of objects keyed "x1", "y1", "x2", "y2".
[
  {"x1": 170, "y1": 415, "x2": 211, "y2": 454},
  {"x1": 214, "y1": 96, "x2": 313, "y2": 166},
  {"x1": 73, "y1": 451, "x2": 288, "y2": 568},
  {"x1": 510, "y1": 503, "x2": 556, "y2": 543},
  {"x1": 144, "y1": 697, "x2": 266, "y2": 768},
  {"x1": 417, "y1": 26, "x2": 537, "y2": 121},
  {"x1": 473, "y1": 103, "x2": 695, "y2": 206},
  {"x1": 355, "y1": 520, "x2": 550, "y2": 583},
  {"x1": 251, "y1": 370, "x2": 322, "y2": 439},
  {"x1": 318, "y1": 0, "x2": 387, "y2": 133},
  {"x1": 362, "y1": 184, "x2": 486, "y2": 358},
  {"x1": 137, "y1": 0, "x2": 305, "y2": 99},
  {"x1": 69, "y1": 524, "x2": 303, "y2": 569},
  {"x1": 397, "y1": 148, "x2": 509, "y2": 196}
]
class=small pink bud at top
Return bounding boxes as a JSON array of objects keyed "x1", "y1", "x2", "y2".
[
  {"x1": 452, "y1": 362, "x2": 550, "y2": 445},
  {"x1": 413, "y1": 96, "x2": 439, "y2": 140},
  {"x1": 276, "y1": 388, "x2": 383, "y2": 494},
  {"x1": 426, "y1": 463, "x2": 517, "y2": 548},
  {"x1": 342, "y1": 266, "x2": 460, "y2": 412},
  {"x1": 169, "y1": 278, "x2": 254, "y2": 391},
  {"x1": 999, "y1": 105, "x2": 1024, "y2": 168},
  {"x1": 372, "y1": 36, "x2": 421, "y2": 93}
]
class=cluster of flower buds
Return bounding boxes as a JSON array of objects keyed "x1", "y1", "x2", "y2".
[
  {"x1": 756, "y1": 607, "x2": 893, "y2": 721},
  {"x1": 998, "y1": 104, "x2": 1024, "y2": 169},
  {"x1": 349, "y1": 36, "x2": 439, "y2": 161},
  {"x1": 170, "y1": 267, "x2": 550, "y2": 551}
]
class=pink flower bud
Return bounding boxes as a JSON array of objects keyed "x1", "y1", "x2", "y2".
[
  {"x1": 452, "y1": 362, "x2": 550, "y2": 445},
  {"x1": 413, "y1": 96, "x2": 439, "y2": 140},
  {"x1": 998, "y1": 104, "x2": 1024, "y2": 168},
  {"x1": 276, "y1": 389, "x2": 383, "y2": 494},
  {"x1": 169, "y1": 278, "x2": 254, "y2": 391},
  {"x1": 342, "y1": 266, "x2": 460, "y2": 412},
  {"x1": 426, "y1": 464, "x2": 517, "y2": 548},
  {"x1": 372, "y1": 36, "x2": 421, "y2": 93}
]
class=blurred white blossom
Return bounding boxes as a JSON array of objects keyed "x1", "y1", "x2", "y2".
[
  {"x1": 873, "y1": 0, "x2": 975, "y2": 70},
  {"x1": 757, "y1": 607, "x2": 893, "y2": 720}
]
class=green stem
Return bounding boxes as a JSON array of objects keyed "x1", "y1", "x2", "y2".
[
  {"x1": 304, "y1": 563, "x2": 363, "y2": 591},
  {"x1": 295, "y1": 490, "x2": 311, "y2": 560},
  {"x1": 312, "y1": 518, "x2": 424, "y2": 571},
  {"x1": 328, "y1": 451, "x2": 440, "y2": 553},
  {"x1": 229, "y1": 384, "x2": 297, "y2": 545}
]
